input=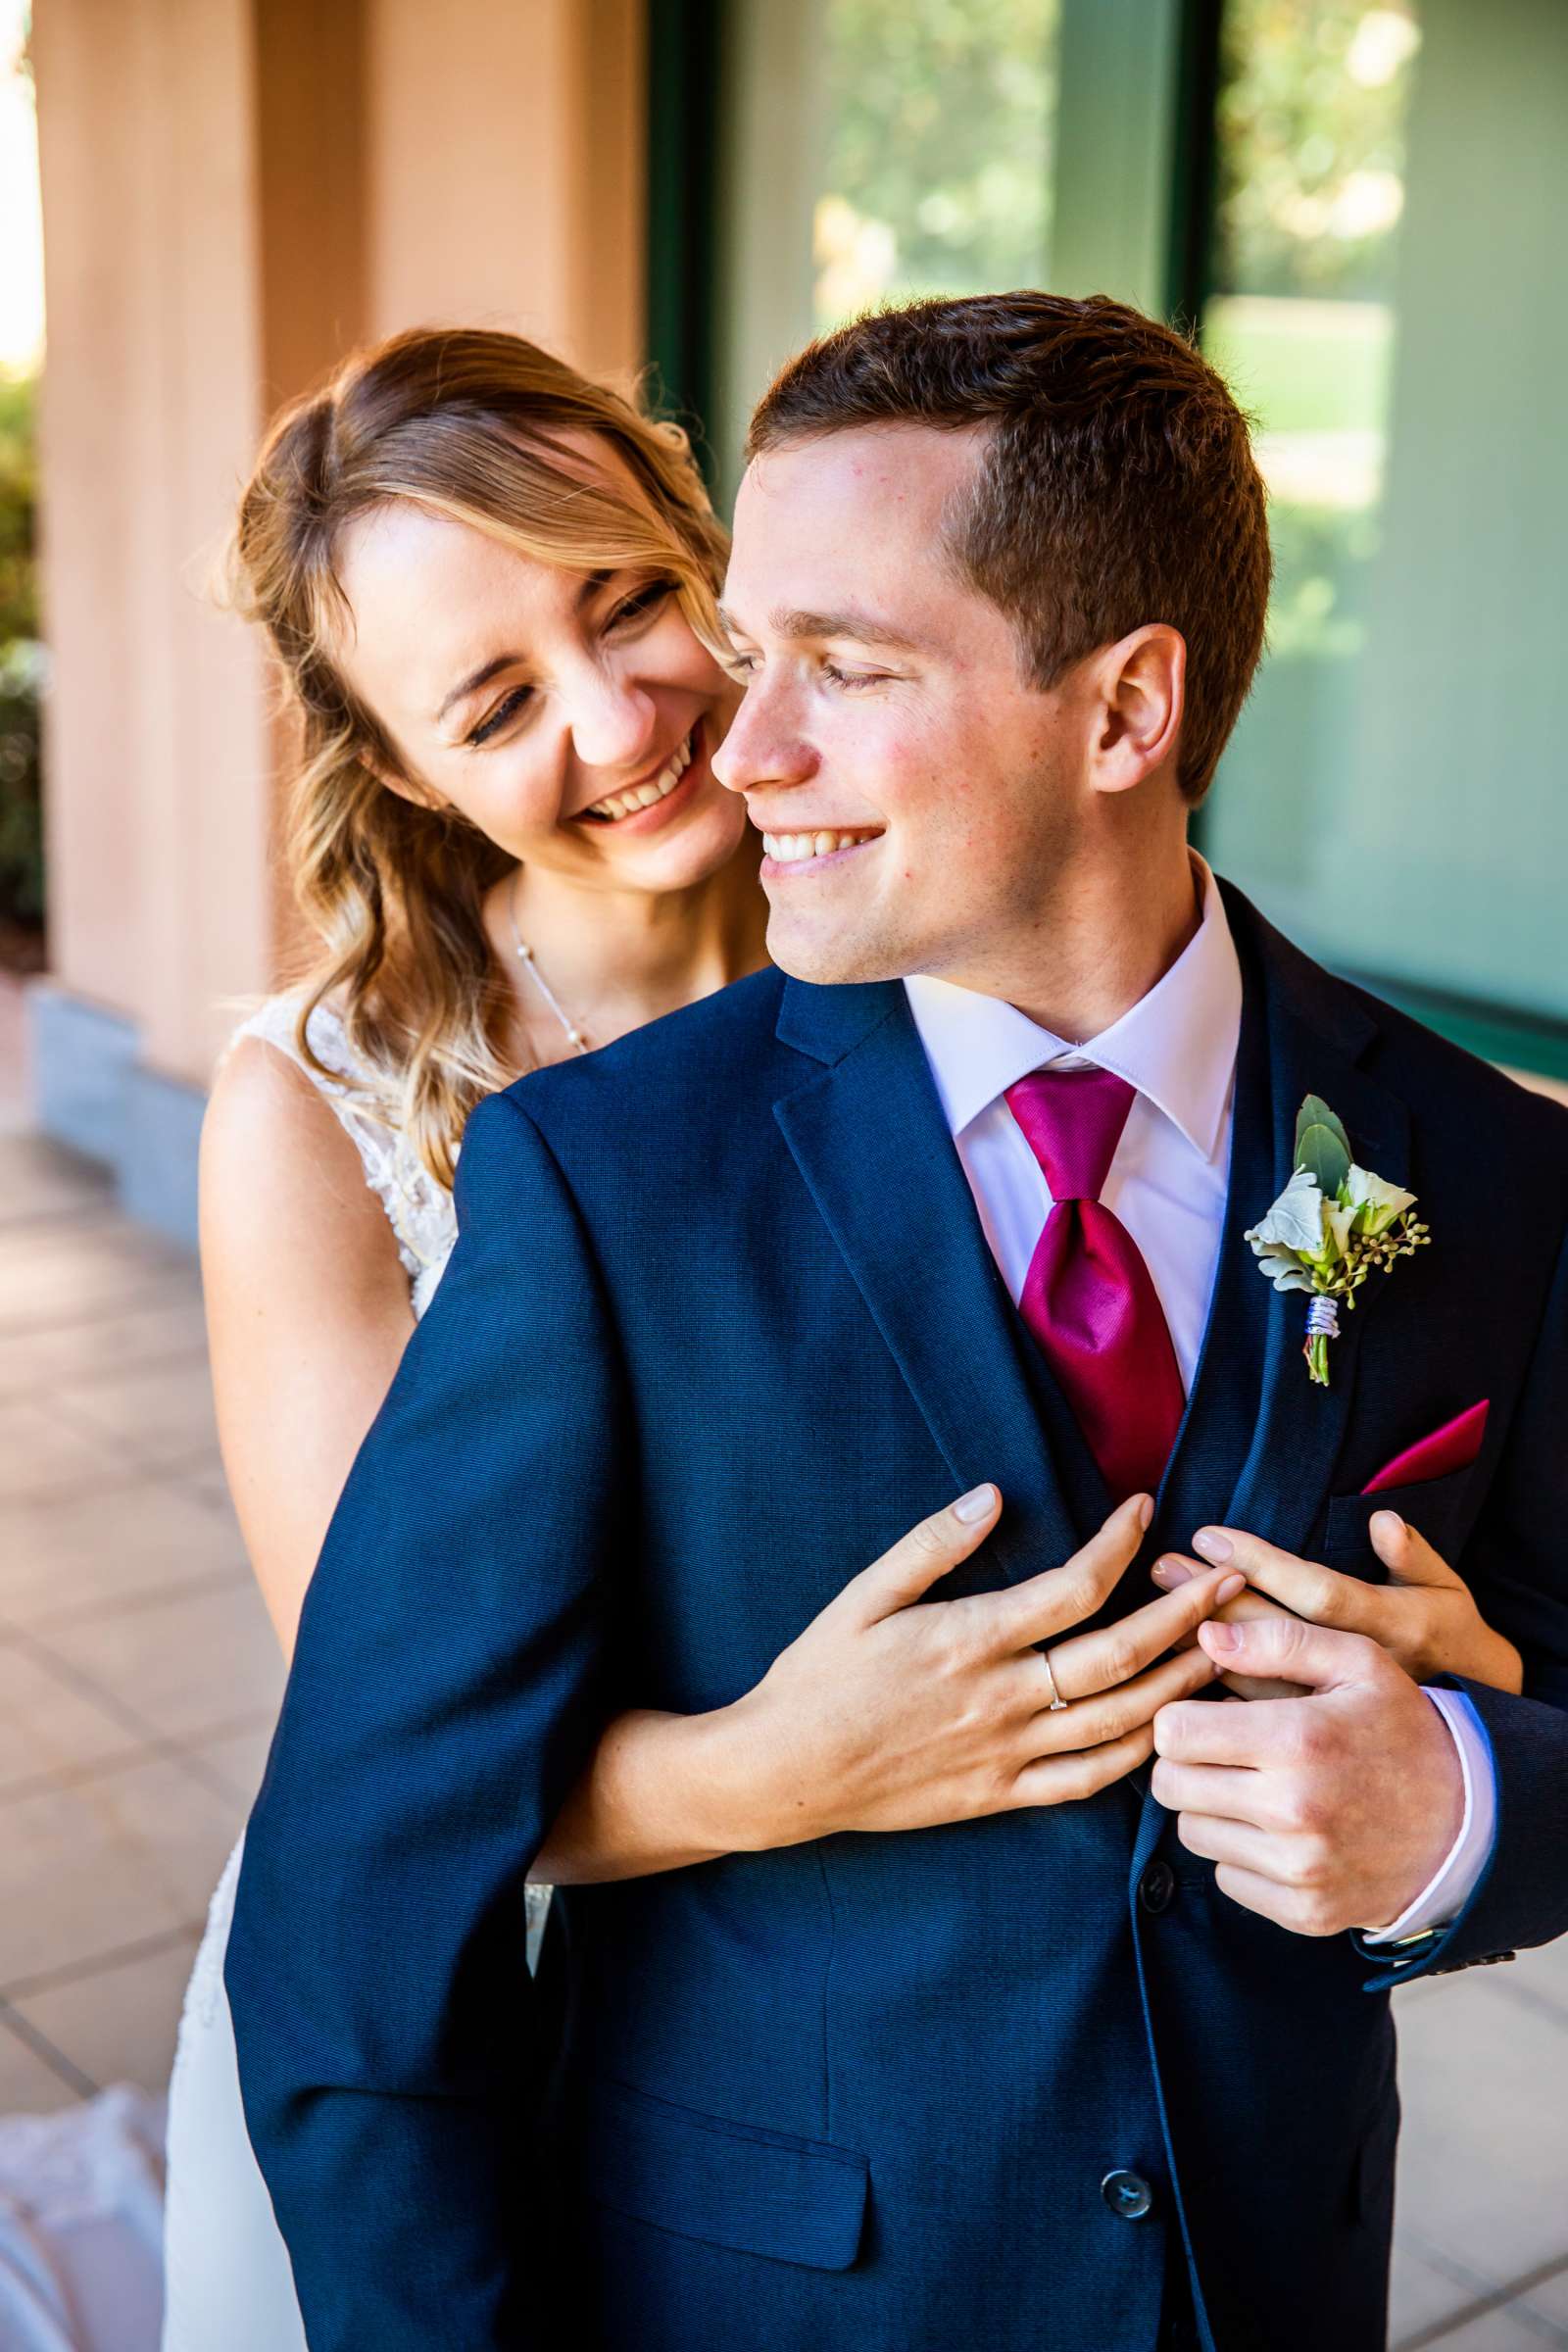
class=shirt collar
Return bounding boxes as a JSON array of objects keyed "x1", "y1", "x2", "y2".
[{"x1": 904, "y1": 852, "x2": 1242, "y2": 1164}]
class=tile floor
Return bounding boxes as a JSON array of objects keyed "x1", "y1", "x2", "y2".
[{"x1": 2, "y1": 1021, "x2": 1566, "y2": 2348}]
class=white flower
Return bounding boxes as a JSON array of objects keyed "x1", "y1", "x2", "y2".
[
  {"x1": 1244, "y1": 1168, "x2": 1327, "y2": 1292},
  {"x1": 1345, "y1": 1163, "x2": 1416, "y2": 1237}
]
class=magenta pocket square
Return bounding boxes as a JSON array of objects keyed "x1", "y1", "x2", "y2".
[{"x1": 1360, "y1": 1399, "x2": 1490, "y2": 1494}]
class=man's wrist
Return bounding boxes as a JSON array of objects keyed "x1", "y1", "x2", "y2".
[{"x1": 1357, "y1": 1687, "x2": 1481, "y2": 1942}]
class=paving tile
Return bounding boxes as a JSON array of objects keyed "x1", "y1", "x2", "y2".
[
  {"x1": 0, "y1": 1639, "x2": 151, "y2": 1796},
  {"x1": 1419, "y1": 2302, "x2": 1568, "y2": 2348},
  {"x1": 1390, "y1": 2241, "x2": 1485, "y2": 2345},
  {"x1": 51, "y1": 1352, "x2": 221, "y2": 1469},
  {"x1": 0, "y1": 1217, "x2": 196, "y2": 1336},
  {"x1": 0, "y1": 1291, "x2": 210, "y2": 1399},
  {"x1": 0, "y1": 1132, "x2": 113, "y2": 1225},
  {"x1": 185, "y1": 1715, "x2": 278, "y2": 1808},
  {"x1": 1517, "y1": 2260, "x2": 1568, "y2": 2330},
  {"x1": 0, "y1": 2015, "x2": 85, "y2": 2114},
  {"x1": 0, "y1": 1758, "x2": 234, "y2": 1986},
  {"x1": 1496, "y1": 1936, "x2": 1568, "y2": 2023},
  {"x1": 0, "y1": 1475, "x2": 250, "y2": 1626},
  {"x1": 0, "y1": 1395, "x2": 141, "y2": 1502},
  {"x1": 24, "y1": 1578, "x2": 284, "y2": 1747},
  {"x1": 9, "y1": 1931, "x2": 202, "y2": 2098},
  {"x1": 1396, "y1": 1974, "x2": 1568, "y2": 2288}
]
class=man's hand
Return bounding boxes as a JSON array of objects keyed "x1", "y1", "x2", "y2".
[{"x1": 1151, "y1": 1612, "x2": 1465, "y2": 1936}]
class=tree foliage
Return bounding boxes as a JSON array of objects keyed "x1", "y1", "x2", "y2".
[{"x1": 813, "y1": 0, "x2": 1058, "y2": 326}]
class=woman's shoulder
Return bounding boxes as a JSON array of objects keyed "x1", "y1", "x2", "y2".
[
  {"x1": 206, "y1": 988, "x2": 456, "y2": 1305},
  {"x1": 218, "y1": 985, "x2": 370, "y2": 1100},
  {"x1": 203, "y1": 994, "x2": 390, "y2": 1244}
]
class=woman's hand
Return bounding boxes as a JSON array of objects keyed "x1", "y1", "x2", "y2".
[
  {"x1": 1150, "y1": 1512, "x2": 1524, "y2": 1696},
  {"x1": 714, "y1": 1487, "x2": 1244, "y2": 1848}
]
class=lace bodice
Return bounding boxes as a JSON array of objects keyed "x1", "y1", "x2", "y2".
[{"x1": 221, "y1": 991, "x2": 458, "y2": 1319}]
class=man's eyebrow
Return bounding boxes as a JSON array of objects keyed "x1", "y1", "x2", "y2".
[
  {"x1": 717, "y1": 603, "x2": 930, "y2": 654},
  {"x1": 435, "y1": 571, "x2": 614, "y2": 724}
]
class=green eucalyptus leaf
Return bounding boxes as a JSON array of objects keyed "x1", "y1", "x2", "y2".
[
  {"x1": 1297, "y1": 1119, "x2": 1352, "y2": 1199},
  {"x1": 1295, "y1": 1094, "x2": 1352, "y2": 1164}
]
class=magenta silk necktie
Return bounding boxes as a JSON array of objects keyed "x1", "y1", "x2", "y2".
[{"x1": 1004, "y1": 1065, "x2": 1186, "y2": 1504}]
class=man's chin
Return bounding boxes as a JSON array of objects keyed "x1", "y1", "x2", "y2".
[{"x1": 764, "y1": 907, "x2": 906, "y2": 989}]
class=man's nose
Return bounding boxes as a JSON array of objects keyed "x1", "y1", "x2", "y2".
[
  {"x1": 567, "y1": 672, "x2": 660, "y2": 772},
  {"x1": 710, "y1": 682, "x2": 817, "y2": 797}
]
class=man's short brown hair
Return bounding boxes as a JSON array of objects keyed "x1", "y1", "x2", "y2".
[{"x1": 745, "y1": 292, "x2": 1271, "y2": 803}]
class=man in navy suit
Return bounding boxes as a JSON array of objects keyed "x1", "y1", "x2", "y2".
[{"x1": 228, "y1": 295, "x2": 1568, "y2": 2350}]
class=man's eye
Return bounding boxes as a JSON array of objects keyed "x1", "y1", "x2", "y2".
[
  {"x1": 467, "y1": 685, "x2": 533, "y2": 747},
  {"x1": 722, "y1": 651, "x2": 758, "y2": 678},
  {"x1": 823, "y1": 664, "x2": 885, "y2": 690}
]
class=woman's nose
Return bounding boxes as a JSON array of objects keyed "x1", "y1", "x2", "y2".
[{"x1": 566, "y1": 673, "x2": 660, "y2": 773}]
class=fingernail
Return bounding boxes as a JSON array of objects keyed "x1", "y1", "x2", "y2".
[
  {"x1": 1371, "y1": 1510, "x2": 1405, "y2": 1544},
  {"x1": 1215, "y1": 1572, "x2": 1246, "y2": 1604},
  {"x1": 1152, "y1": 1557, "x2": 1192, "y2": 1589},
  {"x1": 1200, "y1": 1618, "x2": 1242, "y2": 1653},
  {"x1": 1137, "y1": 1494, "x2": 1154, "y2": 1530},
  {"x1": 954, "y1": 1484, "x2": 998, "y2": 1524},
  {"x1": 1192, "y1": 1528, "x2": 1232, "y2": 1563}
]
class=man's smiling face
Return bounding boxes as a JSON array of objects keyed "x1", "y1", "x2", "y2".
[{"x1": 712, "y1": 421, "x2": 1096, "y2": 990}]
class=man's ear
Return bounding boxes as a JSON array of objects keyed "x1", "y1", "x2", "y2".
[{"x1": 1089, "y1": 624, "x2": 1186, "y2": 796}]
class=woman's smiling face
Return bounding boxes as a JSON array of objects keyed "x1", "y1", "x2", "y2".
[{"x1": 332, "y1": 489, "x2": 746, "y2": 897}]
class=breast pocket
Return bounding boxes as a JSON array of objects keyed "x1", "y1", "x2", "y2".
[
  {"x1": 576, "y1": 2075, "x2": 870, "y2": 2272},
  {"x1": 1323, "y1": 1465, "x2": 1480, "y2": 1579}
]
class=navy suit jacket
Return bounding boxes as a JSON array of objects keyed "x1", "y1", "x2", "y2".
[{"x1": 228, "y1": 885, "x2": 1568, "y2": 2352}]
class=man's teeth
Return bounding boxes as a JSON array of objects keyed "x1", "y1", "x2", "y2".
[
  {"x1": 762, "y1": 830, "x2": 881, "y2": 864},
  {"x1": 584, "y1": 731, "x2": 694, "y2": 822}
]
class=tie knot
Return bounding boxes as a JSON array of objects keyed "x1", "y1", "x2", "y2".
[{"x1": 1004, "y1": 1065, "x2": 1137, "y2": 1202}]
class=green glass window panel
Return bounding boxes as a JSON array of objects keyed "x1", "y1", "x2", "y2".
[
  {"x1": 1200, "y1": 0, "x2": 1420, "y2": 927},
  {"x1": 812, "y1": 0, "x2": 1060, "y2": 326},
  {"x1": 1200, "y1": 0, "x2": 1568, "y2": 1061}
]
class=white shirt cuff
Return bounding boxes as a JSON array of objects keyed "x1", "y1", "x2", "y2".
[{"x1": 1360, "y1": 1689, "x2": 1496, "y2": 1945}]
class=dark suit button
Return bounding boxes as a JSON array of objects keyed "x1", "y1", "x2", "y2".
[
  {"x1": 1139, "y1": 1860, "x2": 1176, "y2": 1915},
  {"x1": 1102, "y1": 2169, "x2": 1155, "y2": 2220}
]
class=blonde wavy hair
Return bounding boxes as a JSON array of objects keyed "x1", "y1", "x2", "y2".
[{"x1": 226, "y1": 326, "x2": 730, "y2": 1188}]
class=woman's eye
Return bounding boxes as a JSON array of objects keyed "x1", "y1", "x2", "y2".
[
  {"x1": 608, "y1": 581, "x2": 675, "y2": 631},
  {"x1": 467, "y1": 685, "x2": 533, "y2": 747}
]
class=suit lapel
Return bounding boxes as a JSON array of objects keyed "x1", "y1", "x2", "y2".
[
  {"x1": 773, "y1": 978, "x2": 1085, "y2": 1587},
  {"x1": 1133, "y1": 883, "x2": 1413, "y2": 1846},
  {"x1": 1215, "y1": 887, "x2": 1411, "y2": 1555}
]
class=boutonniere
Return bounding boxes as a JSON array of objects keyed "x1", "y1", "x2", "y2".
[{"x1": 1244, "y1": 1095, "x2": 1431, "y2": 1387}]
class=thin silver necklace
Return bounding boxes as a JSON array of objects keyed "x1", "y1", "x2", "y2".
[{"x1": 507, "y1": 869, "x2": 591, "y2": 1055}]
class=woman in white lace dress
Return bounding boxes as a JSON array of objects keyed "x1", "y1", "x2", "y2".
[{"x1": 159, "y1": 327, "x2": 772, "y2": 2348}]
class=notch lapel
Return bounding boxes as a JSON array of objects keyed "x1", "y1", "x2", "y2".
[
  {"x1": 773, "y1": 978, "x2": 1084, "y2": 1587},
  {"x1": 1217, "y1": 888, "x2": 1412, "y2": 1556}
]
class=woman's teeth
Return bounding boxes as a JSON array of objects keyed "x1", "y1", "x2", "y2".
[
  {"x1": 583, "y1": 731, "x2": 694, "y2": 822},
  {"x1": 763, "y1": 830, "x2": 881, "y2": 864}
]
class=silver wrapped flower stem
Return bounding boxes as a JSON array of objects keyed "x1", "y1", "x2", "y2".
[{"x1": 1303, "y1": 1293, "x2": 1341, "y2": 1388}]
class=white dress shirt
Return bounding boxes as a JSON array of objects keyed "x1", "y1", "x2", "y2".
[{"x1": 904, "y1": 852, "x2": 1493, "y2": 1947}]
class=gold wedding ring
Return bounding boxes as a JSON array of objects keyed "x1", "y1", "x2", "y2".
[{"x1": 1040, "y1": 1650, "x2": 1070, "y2": 1711}]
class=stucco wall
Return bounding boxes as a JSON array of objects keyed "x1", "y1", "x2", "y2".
[{"x1": 31, "y1": 0, "x2": 646, "y2": 1127}]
